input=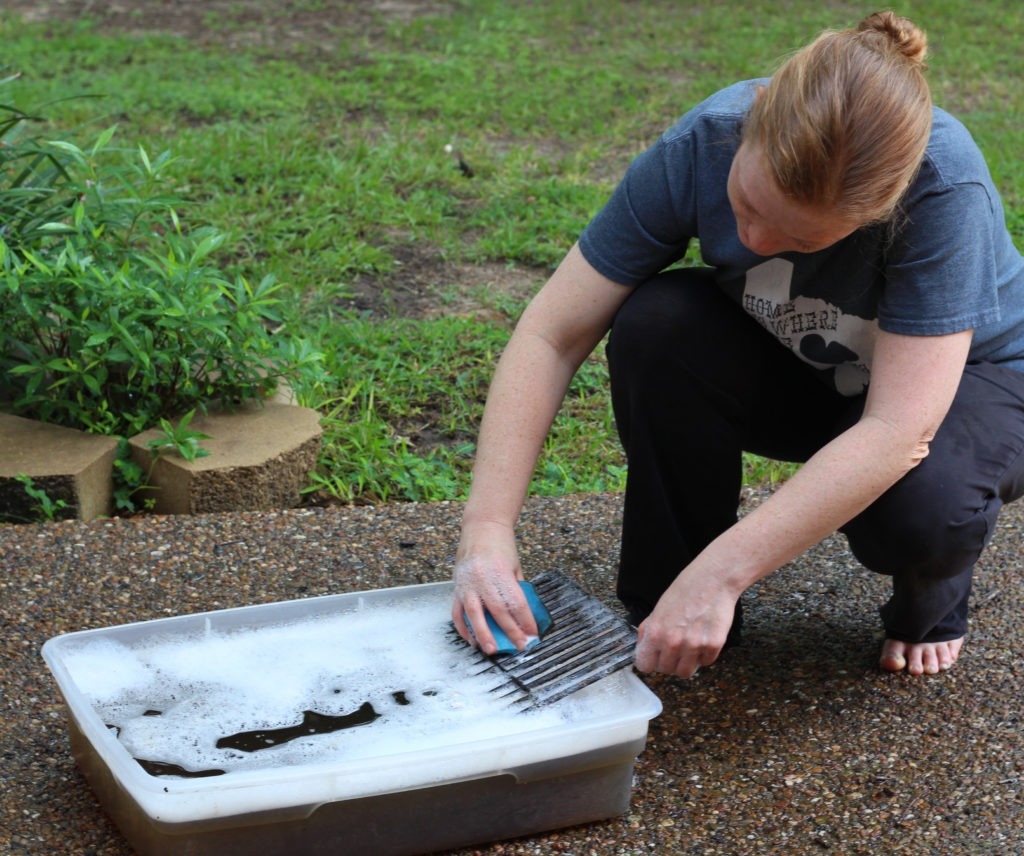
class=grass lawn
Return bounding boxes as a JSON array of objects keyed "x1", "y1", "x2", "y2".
[{"x1": 1, "y1": 0, "x2": 1021, "y2": 504}]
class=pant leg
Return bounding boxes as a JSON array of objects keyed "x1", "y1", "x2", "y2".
[
  {"x1": 841, "y1": 361, "x2": 1024, "y2": 642},
  {"x1": 609, "y1": 270, "x2": 1024, "y2": 642},
  {"x1": 606, "y1": 268, "x2": 850, "y2": 620}
]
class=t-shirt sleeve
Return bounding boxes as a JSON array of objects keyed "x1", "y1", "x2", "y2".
[
  {"x1": 880, "y1": 181, "x2": 1002, "y2": 335},
  {"x1": 578, "y1": 136, "x2": 697, "y2": 286}
]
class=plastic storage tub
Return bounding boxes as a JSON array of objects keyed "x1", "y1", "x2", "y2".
[{"x1": 42, "y1": 580, "x2": 662, "y2": 856}]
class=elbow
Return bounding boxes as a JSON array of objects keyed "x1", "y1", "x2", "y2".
[
  {"x1": 865, "y1": 411, "x2": 940, "y2": 475},
  {"x1": 905, "y1": 429, "x2": 936, "y2": 470}
]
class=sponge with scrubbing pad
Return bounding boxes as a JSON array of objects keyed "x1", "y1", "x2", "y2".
[{"x1": 467, "y1": 581, "x2": 553, "y2": 655}]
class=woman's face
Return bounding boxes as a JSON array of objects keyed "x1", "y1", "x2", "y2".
[{"x1": 727, "y1": 142, "x2": 857, "y2": 256}]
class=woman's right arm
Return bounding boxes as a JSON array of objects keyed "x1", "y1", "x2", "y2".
[{"x1": 451, "y1": 242, "x2": 633, "y2": 653}]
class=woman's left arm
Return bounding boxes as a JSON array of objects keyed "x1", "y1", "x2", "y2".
[{"x1": 635, "y1": 327, "x2": 974, "y2": 676}]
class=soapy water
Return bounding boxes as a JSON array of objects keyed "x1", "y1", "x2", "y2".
[{"x1": 58, "y1": 589, "x2": 626, "y2": 779}]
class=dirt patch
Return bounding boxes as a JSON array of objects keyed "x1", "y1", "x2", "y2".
[
  {"x1": 6, "y1": 0, "x2": 454, "y2": 52},
  {"x1": 342, "y1": 246, "x2": 543, "y2": 321}
]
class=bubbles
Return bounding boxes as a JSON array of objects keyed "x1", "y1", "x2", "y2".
[
  {"x1": 60, "y1": 588, "x2": 576, "y2": 779},
  {"x1": 61, "y1": 637, "x2": 153, "y2": 705}
]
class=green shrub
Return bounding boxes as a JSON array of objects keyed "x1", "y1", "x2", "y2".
[
  {"x1": 0, "y1": 75, "x2": 85, "y2": 253},
  {"x1": 0, "y1": 89, "x2": 322, "y2": 438}
]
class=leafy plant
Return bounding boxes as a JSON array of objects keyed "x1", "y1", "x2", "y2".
[
  {"x1": 0, "y1": 75, "x2": 89, "y2": 254},
  {"x1": 144, "y1": 409, "x2": 213, "y2": 462},
  {"x1": 0, "y1": 97, "x2": 323, "y2": 439},
  {"x1": 111, "y1": 439, "x2": 151, "y2": 514},
  {"x1": 13, "y1": 473, "x2": 68, "y2": 522}
]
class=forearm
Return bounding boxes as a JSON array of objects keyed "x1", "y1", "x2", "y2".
[
  {"x1": 699, "y1": 413, "x2": 929, "y2": 594},
  {"x1": 460, "y1": 332, "x2": 578, "y2": 537},
  {"x1": 703, "y1": 330, "x2": 972, "y2": 596},
  {"x1": 453, "y1": 245, "x2": 630, "y2": 651},
  {"x1": 460, "y1": 243, "x2": 628, "y2": 540}
]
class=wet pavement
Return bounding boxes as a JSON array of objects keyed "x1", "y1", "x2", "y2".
[{"x1": 1, "y1": 490, "x2": 1021, "y2": 854}]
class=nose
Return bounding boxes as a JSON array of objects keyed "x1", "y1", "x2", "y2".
[{"x1": 740, "y1": 221, "x2": 782, "y2": 256}]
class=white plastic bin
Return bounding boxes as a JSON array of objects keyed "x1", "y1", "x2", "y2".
[{"x1": 42, "y1": 580, "x2": 662, "y2": 856}]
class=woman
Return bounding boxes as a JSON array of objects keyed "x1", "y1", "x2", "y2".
[{"x1": 451, "y1": 12, "x2": 1024, "y2": 678}]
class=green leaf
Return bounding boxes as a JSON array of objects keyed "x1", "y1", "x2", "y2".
[
  {"x1": 189, "y1": 230, "x2": 226, "y2": 264},
  {"x1": 83, "y1": 330, "x2": 113, "y2": 348},
  {"x1": 90, "y1": 125, "x2": 118, "y2": 157}
]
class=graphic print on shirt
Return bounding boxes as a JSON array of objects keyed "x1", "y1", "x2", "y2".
[{"x1": 741, "y1": 258, "x2": 877, "y2": 396}]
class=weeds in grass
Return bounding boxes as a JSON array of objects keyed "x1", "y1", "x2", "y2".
[{"x1": 300, "y1": 311, "x2": 627, "y2": 503}]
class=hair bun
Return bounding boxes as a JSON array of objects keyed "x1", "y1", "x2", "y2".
[{"x1": 858, "y1": 11, "x2": 928, "y2": 65}]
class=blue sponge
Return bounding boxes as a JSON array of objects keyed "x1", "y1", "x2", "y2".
[{"x1": 468, "y1": 581, "x2": 553, "y2": 654}]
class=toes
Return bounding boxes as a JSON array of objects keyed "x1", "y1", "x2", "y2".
[
  {"x1": 937, "y1": 639, "x2": 961, "y2": 671},
  {"x1": 880, "y1": 652, "x2": 906, "y2": 672},
  {"x1": 936, "y1": 645, "x2": 953, "y2": 671},
  {"x1": 905, "y1": 648, "x2": 926, "y2": 675},
  {"x1": 919, "y1": 647, "x2": 941, "y2": 675},
  {"x1": 879, "y1": 639, "x2": 907, "y2": 672},
  {"x1": 880, "y1": 638, "x2": 965, "y2": 675}
]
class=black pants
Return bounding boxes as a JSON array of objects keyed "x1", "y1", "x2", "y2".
[{"x1": 607, "y1": 268, "x2": 1024, "y2": 643}]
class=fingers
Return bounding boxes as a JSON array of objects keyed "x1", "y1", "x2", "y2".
[
  {"x1": 634, "y1": 621, "x2": 721, "y2": 678},
  {"x1": 481, "y1": 592, "x2": 538, "y2": 654},
  {"x1": 451, "y1": 596, "x2": 481, "y2": 648},
  {"x1": 452, "y1": 578, "x2": 537, "y2": 656}
]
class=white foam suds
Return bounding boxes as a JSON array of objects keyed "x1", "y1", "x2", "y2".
[{"x1": 58, "y1": 588, "x2": 626, "y2": 780}]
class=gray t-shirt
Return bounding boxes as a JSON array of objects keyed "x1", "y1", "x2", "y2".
[{"x1": 579, "y1": 80, "x2": 1024, "y2": 395}]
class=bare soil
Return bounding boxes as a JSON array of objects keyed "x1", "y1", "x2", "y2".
[
  {"x1": 9, "y1": 0, "x2": 450, "y2": 51},
  {"x1": 2, "y1": 0, "x2": 548, "y2": 319}
]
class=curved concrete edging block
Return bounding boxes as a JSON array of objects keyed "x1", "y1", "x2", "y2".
[
  {"x1": 128, "y1": 403, "x2": 323, "y2": 515},
  {"x1": 1, "y1": 402, "x2": 323, "y2": 521}
]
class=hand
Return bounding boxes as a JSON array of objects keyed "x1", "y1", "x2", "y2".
[
  {"x1": 451, "y1": 523, "x2": 538, "y2": 655},
  {"x1": 634, "y1": 570, "x2": 739, "y2": 678}
]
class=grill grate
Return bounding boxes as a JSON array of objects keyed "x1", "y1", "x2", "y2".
[{"x1": 450, "y1": 572, "x2": 637, "y2": 710}]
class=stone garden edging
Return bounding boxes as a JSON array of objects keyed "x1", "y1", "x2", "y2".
[{"x1": 0, "y1": 401, "x2": 322, "y2": 522}]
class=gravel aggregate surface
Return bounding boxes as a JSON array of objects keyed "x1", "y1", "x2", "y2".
[{"x1": 1, "y1": 491, "x2": 1021, "y2": 855}]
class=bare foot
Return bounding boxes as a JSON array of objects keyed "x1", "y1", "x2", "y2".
[{"x1": 879, "y1": 637, "x2": 964, "y2": 675}]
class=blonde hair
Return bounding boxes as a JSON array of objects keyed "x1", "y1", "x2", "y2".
[{"x1": 742, "y1": 11, "x2": 932, "y2": 224}]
